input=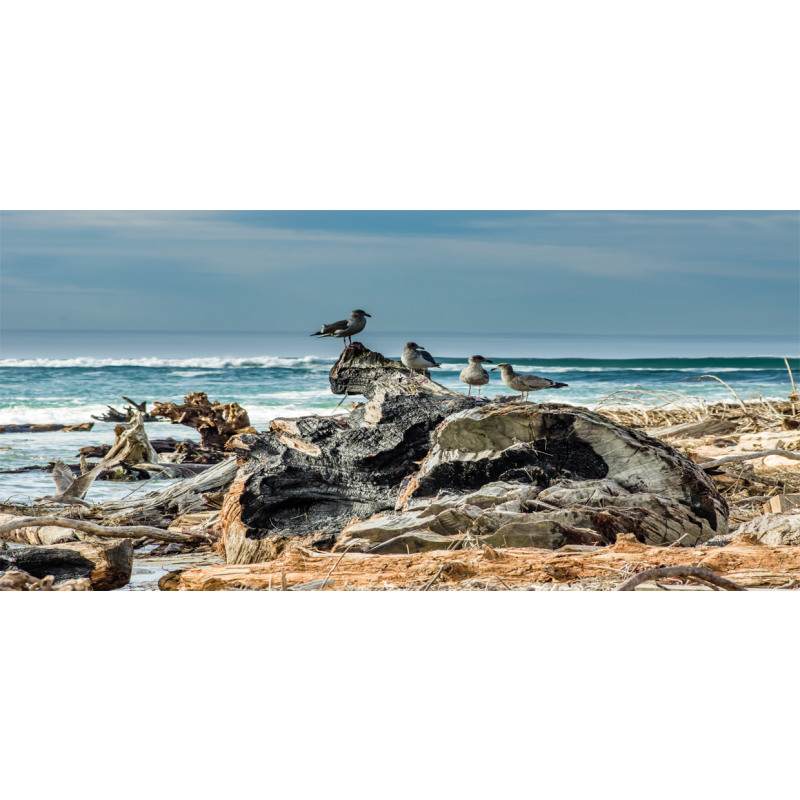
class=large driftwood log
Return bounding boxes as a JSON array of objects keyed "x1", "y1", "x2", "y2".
[
  {"x1": 218, "y1": 347, "x2": 728, "y2": 564},
  {"x1": 0, "y1": 423, "x2": 93, "y2": 434},
  {"x1": 0, "y1": 515, "x2": 209, "y2": 544},
  {"x1": 151, "y1": 392, "x2": 254, "y2": 449},
  {"x1": 100, "y1": 457, "x2": 239, "y2": 525},
  {"x1": 0, "y1": 539, "x2": 133, "y2": 590}
]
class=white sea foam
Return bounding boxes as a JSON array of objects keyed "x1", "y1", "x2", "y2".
[
  {"x1": 0, "y1": 404, "x2": 112, "y2": 425},
  {"x1": 0, "y1": 355, "x2": 334, "y2": 369}
]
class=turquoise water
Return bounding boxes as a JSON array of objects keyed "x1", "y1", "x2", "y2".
[{"x1": 1, "y1": 330, "x2": 797, "y2": 505}]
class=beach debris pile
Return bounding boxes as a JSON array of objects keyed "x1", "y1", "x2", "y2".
[{"x1": 2, "y1": 348, "x2": 799, "y2": 590}]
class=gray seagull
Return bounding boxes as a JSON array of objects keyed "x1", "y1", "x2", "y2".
[
  {"x1": 310, "y1": 309, "x2": 371, "y2": 349},
  {"x1": 401, "y1": 342, "x2": 441, "y2": 382},
  {"x1": 459, "y1": 355, "x2": 493, "y2": 395},
  {"x1": 491, "y1": 363, "x2": 568, "y2": 401}
]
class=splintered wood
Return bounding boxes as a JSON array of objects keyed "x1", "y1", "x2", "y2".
[{"x1": 177, "y1": 535, "x2": 800, "y2": 591}]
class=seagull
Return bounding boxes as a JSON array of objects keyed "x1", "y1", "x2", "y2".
[
  {"x1": 459, "y1": 355, "x2": 493, "y2": 395},
  {"x1": 401, "y1": 342, "x2": 441, "y2": 382},
  {"x1": 491, "y1": 363, "x2": 568, "y2": 401},
  {"x1": 35, "y1": 460, "x2": 115, "y2": 507},
  {"x1": 310, "y1": 309, "x2": 371, "y2": 349}
]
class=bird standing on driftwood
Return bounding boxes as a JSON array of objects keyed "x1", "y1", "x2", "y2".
[
  {"x1": 401, "y1": 342, "x2": 441, "y2": 382},
  {"x1": 310, "y1": 309, "x2": 371, "y2": 349},
  {"x1": 491, "y1": 363, "x2": 568, "y2": 401},
  {"x1": 459, "y1": 355, "x2": 493, "y2": 395}
]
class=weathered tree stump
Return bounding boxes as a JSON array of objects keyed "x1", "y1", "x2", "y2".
[
  {"x1": 105, "y1": 410, "x2": 158, "y2": 465},
  {"x1": 217, "y1": 346, "x2": 729, "y2": 563}
]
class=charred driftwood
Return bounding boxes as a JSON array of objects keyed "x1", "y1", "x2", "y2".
[
  {"x1": 0, "y1": 539, "x2": 133, "y2": 590},
  {"x1": 151, "y1": 392, "x2": 254, "y2": 449},
  {"x1": 328, "y1": 342, "x2": 461, "y2": 398},
  {"x1": 217, "y1": 346, "x2": 729, "y2": 564}
]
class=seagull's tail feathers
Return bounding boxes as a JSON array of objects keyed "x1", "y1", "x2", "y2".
[{"x1": 551, "y1": 381, "x2": 568, "y2": 388}]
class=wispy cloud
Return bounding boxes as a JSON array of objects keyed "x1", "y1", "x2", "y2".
[{"x1": 1, "y1": 211, "x2": 797, "y2": 335}]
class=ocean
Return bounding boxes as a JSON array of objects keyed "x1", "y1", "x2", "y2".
[{"x1": 1, "y1": 330, "x2": 798, "y2": 505}]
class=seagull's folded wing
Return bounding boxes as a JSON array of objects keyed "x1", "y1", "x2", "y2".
[{"x1": 319, "y1": 318, "x2": 349, "y2": 334}]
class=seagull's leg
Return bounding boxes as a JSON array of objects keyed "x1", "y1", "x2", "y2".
[
  {"x1": 467, "y1": 385, "x2": 472, "y2": 396},
  {"x1": 477, "y1": 385, "x2": 481, "y2": 396}
]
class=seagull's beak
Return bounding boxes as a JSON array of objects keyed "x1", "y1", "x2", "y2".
[
  {"x1": 364, "y1": 313, "x2": 371, "y2": 317},
  {"x1": 484, "y1": 359, "x2": 493, "y2": 363},
  {"x1": 490, "y1": 366, "x2": 499, "y2": 371}
]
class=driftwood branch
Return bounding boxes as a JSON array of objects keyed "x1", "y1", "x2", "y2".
[
  {"x1": 700, "y1": 449, "x2": 800, "y2": 469},
  {"x1": 0, "y1": 516, "x2": 208, "y2": 544},
  {"x1": 617, "y1": 566, "x2": 747, "y2": 591}
]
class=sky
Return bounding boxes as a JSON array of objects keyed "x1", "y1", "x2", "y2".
[{"x1": 0, "y1": 210, "x2": 798, "y2": 337}]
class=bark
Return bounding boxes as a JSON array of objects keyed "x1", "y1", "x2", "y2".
[
  {"x1": 0, "y1": 539, "x2": 133, "y2": 590},
  {"x1": 151, "y1": 392, "x2": 254, "y2": 448}
]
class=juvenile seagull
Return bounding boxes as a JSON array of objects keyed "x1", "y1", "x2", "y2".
[
  {"x1": 310, "y1": 309, "x2": 371, "y2": 349},
  {"x1": 491, "y1": 363, "x2": 568, "y2": 401},
  {"x1": 35, "y1": 460, "x2": 112, "y2": 507},
  {"x1": 401, "y1": 342, "x2": 441, "y2": 382},
  {"x1": 459, "y1": 355, "x2": 493, "y2": 395}
]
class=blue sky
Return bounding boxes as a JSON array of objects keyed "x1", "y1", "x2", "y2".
[{"x1": 1, "y1": 210, "x2": 797, "y2": 335}]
